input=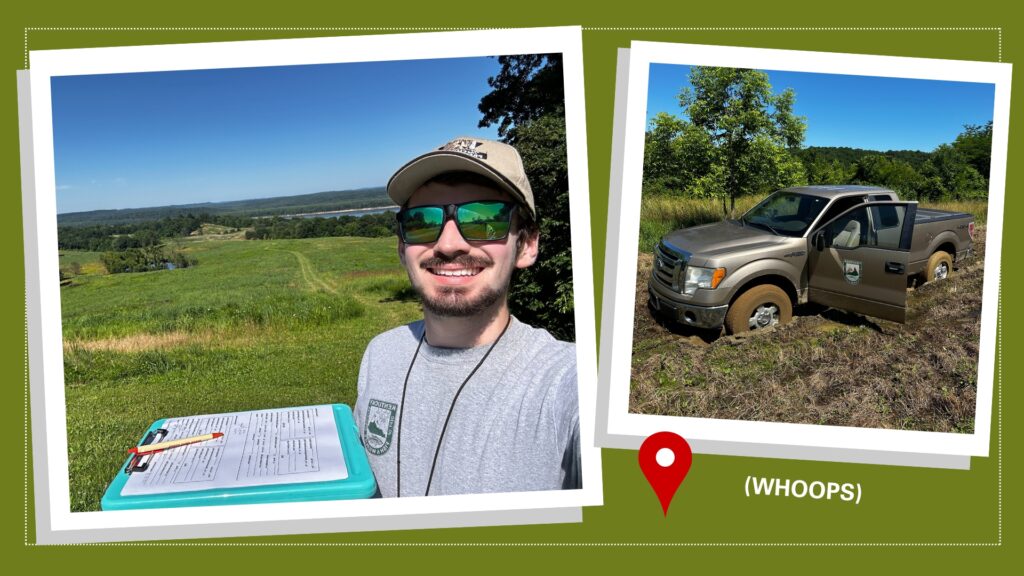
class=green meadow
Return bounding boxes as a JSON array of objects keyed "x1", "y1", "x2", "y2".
[{"x1": 60, "y1": 235, "x2": 421, "y2": 512}]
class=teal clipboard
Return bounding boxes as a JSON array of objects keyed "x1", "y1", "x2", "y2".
[{"x1": 101, "y1": 404, "x2": 376, "y2": 510}]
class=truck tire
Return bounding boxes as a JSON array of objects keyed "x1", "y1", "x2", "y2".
[
  {"x1": 925, "y1": 251, "x2": 953, "y2": 283},
  {"x1": 724, "y1": 284, "x2": 793, "y2": 335}
]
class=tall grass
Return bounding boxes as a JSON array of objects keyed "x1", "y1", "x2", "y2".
[
  {"x1": 919, "y1": 199, "x2": 989, "y2": 224},
  {"x1": 638, "y1": 194, "x2": 989, "y2": 253},
  {"x1": 638, "y1": 195, "x2": 762, "y2": 253}
]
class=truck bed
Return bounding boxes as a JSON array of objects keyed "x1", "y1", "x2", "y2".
[
  {"x1": 907, "y1": 208, "x2": 974, "y2": 276},
  {"x1": 915, "y1": 208, "x2": 973, "y2": 224}
]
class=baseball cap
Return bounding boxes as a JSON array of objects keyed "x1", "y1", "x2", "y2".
[{"x1": 387, "y1": 137, "x2": 536, "y2": 217}]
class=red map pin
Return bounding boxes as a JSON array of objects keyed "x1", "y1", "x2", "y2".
[{"x1": 639, "y1": 432, "x2": 693, "y2": 516}]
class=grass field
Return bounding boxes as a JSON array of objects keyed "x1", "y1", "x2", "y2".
[
  {"x1": 59, "y1": 250, "x2": 106, "y2": 276},
  {"x1": 60, "y1": 235, "x2": 421, "y2": 511},
  {"x1": 630, "y1": 216, "x2": 987, "y2": 433}
]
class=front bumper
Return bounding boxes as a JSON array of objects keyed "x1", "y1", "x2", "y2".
[{"x1": 647, "y1": 284, "x2": 729, "y2": 329}]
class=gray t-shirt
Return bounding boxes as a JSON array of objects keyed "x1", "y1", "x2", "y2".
[{"x1": 353, "y1": 317, "x2": 580, "y2": 497}]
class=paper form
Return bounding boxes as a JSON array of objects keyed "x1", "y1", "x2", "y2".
[{"x1": 121, "y1": 405, "x2": 348, "y2": 496}]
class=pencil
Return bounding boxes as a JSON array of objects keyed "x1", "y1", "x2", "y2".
[{"x1": 129, "y1": 432, "x2": 224, "y2": 455}]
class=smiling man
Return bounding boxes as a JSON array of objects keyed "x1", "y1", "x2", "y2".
[{"x1": 353, "y1": 137, "x2": 580, "y2": 497}]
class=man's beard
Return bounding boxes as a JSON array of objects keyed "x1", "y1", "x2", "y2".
[
  {"x1": 420, "y1": 284, "x2": 506, "y2": 317},
  {"x1": 414, "y1": 254, "x2": 511, "y2": 317}
]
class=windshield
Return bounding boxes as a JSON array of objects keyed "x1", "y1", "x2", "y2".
[{"x1": 741, "y1": 192, "x2": 829, "y2": 237}]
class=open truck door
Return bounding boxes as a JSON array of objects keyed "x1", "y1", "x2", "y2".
[{"x1": 807, "y1": 201, "x2": 917, "y2": 323}]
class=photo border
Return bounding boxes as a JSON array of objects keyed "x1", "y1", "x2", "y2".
[
  {"x1": 599, "y1": 41, "x2": 1009, "y2": 463},
  {"x1": 22, "y1": 25, "x2": 603, "y2": 543}
]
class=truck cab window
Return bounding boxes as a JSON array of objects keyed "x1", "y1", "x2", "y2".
[
  {"x1": 827, "y1": 208, "x2": 869, "y2": 249},
  {"x1": 816, "y1": 196, "x2": 868, "y2": 228},
  {"x1": 869, "y1": 205, "x2": 907, "y2": 249},
  {"x1": 742, "y1": 192, "x2": 827, "y2": 236},
  {"x1": 826, "y1": 205, "x2": 907, "y2": 250}
]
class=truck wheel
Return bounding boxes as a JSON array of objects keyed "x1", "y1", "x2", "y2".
[
  {"x1": 925, "y1": 251, "x2": 953, "y2": 283},
  {"x1": 724, "y1": 285, "x2": 793, "y2": 335}
]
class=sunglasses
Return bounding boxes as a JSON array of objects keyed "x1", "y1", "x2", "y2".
[{"x1": 397, "y1": 201, "x2": 515, "y2": 244}]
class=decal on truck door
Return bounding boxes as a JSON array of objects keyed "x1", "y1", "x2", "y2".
[{"x1": 843, "y1": 260, "x2": 862, "y2": 285}]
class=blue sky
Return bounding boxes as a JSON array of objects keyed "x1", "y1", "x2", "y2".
[
  {"x1": 647, "y1": 64, "x2": 995, "y2": 152},
  {"x1": 52, "y1": 57, "x2": 503, "y2": 214}
]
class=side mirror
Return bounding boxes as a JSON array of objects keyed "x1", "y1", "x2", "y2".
[{"x1": 813, "y1": 231, "x2": 825, "y2": 251}]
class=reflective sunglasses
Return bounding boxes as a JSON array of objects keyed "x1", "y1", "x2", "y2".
[{"x1": 397, "y1": 201, "x2": 515, "y2": 244}]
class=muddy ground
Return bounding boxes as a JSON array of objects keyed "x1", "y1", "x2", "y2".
[{"x1": 630, "y1": 228, "x2": 986, "y2": 433}]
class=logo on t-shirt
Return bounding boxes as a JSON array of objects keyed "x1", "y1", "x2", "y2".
[{"x1": 364, "y1": 399, "x2": 397, "y2": 456}]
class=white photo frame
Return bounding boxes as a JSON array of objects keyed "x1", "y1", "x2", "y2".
[
  {"x1": 22, "y1": 26, "x2": 602, "y2": 544},
  {"x1": 599, "y1": 41, "x2": 1010, "y2": 466}
]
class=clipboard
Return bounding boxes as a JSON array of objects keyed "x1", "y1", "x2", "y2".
[{"x1": 101, "y1": 404, "x2": 376, "y2": 510}]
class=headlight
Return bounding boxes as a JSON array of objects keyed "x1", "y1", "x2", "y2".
[{"x1": 683, "y1": 266, "x2": 726, "y2": 295}]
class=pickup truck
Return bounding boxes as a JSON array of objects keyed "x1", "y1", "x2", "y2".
[{"x1": 647, "y1": 185, "x2": 975, "y2": 334}]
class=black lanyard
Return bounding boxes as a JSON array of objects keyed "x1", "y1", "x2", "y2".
[{"x1": 395, "y1": 315, "x2": 513, "y2": 497}]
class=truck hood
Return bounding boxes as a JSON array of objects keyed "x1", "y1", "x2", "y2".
[{"x1": 662, "y1": 220, "x2": 786, "y2": 260}]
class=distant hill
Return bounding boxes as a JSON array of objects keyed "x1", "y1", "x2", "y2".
[
  {"x1": 795, "y1": 146, "x2": 931, "y2": 171},
  {"x1": 58, "y1": 187, "x2": 393, "y2": 227}
]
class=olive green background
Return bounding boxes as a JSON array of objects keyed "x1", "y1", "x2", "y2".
[{"x1": 3, "y1": 0, "x2": 1017, "y2": 569}]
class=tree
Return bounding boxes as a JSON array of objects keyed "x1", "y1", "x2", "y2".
[
  {"x1": 478, "y1": 54, "x2": 563, "y2": 141},
  {"x1": 478, "y1": 55, "x2": 574, "y2": 341},
  {"x1": 503, "y1": 114, "x2": 573, "y2": 335},
  {"x1": 853, "y1": 155, "x2": 925, "y2": 199},
  {"x1": 100, "y1": 245, "x2": 195, "y2": 274},
  {"x1": 953, "y1": 121, "x2": 993, "y2": 180},
  {"x1": 643, "y1": 112, "x2": 688, "y2": 195},
  {"x1": 803, "y1": 150, "x2": 856, "y2": 186},
  {"x1": 679, "y1": 67, "x2": 807, "y2": 215},
  {"x1": 642, "y1": 113, "x2": 717, "y2": 196},
  {"x1": 134, "y1": 228, "x2": 162, "y2": 247},
  {"x1": 921, "y1": 144, "x2": 987, "y2": 200}
]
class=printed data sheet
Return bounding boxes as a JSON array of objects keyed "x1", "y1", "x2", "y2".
[{"x1": 121, "y1": 405, "x2": 348, "y2": 496}]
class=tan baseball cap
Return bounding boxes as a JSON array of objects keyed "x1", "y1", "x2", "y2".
[{"x1": 387, "y1": 136, "x2": 535, "y2": 217}]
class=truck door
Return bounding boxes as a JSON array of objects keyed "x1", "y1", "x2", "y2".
[{"x1": 807, "y1": 202, "x2": 917, "y2": 323}]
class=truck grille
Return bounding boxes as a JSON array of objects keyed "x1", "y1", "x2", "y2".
[{"x1": 654, "y1": 241, "x2": 688, "y2": 292}]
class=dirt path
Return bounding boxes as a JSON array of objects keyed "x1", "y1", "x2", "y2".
[
  {"x1": 270, "y1": 247, "x2": 417, "y2": 326},
  {"x1": 276, "y1": 249, "x2": 336, "y2": 294}
]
